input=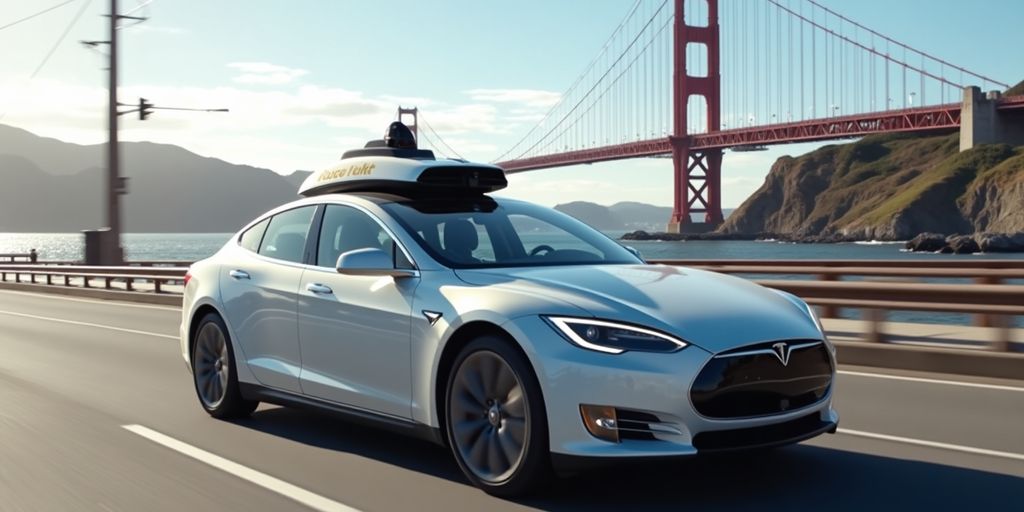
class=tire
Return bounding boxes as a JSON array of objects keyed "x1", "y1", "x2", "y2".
[
  {"x1": 444, "y1": 335, "x2": 553, "y2": 497},
  {"x1": 191, "y1": 313, "x2": 258, "y2": 419}
]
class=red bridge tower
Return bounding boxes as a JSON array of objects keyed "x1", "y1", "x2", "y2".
[{"x1": 669, "y1": 0, "x2": 722, "y2": 233}]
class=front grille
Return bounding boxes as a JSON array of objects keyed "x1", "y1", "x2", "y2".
[
  {"x1": 692, "y1": 412, "x2": 834, "y2": 452},
  {"x1": 690, "y1": 341, "x2": 833, "y2": 419}
]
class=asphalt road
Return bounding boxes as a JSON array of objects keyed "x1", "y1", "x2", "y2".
[{"x1": 0, "y1": 289, "x2": 1021, "y2": 512}]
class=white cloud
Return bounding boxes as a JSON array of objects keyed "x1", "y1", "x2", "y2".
[
  {"x1": 228, "y1": 62, "x2": 309, "y2": 85},
  {"x1": 464, "y1": 89, "x2": 561, "y2": 108}
]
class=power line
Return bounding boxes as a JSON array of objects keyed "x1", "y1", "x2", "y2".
[
  {"x1": 0, "y1": 0, "x2": 93, "y2": 122},
  {"x1": 0, "y1": 0, "x2": 78, "y2": 32},
  {"x1": 28, "y1": 0, "x2": 93, "y2": 80}
]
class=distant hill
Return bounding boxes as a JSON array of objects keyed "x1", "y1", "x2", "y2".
[
  {"x1": 0, "y1": 124, "x2": 310, "y2": 232},
  {"x1": 555, "y1": 200, "x2": 733, "y2": 231},
  {"x1": 719, "y1": 133, "x2": 1024, "y2": 239},
  {"x1": 0, "y1": 124, "x2": 736, "y2": 233}
]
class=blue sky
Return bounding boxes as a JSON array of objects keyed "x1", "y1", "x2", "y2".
[{"x1": 1, "y1": 0, "x2": 1020, "y2": 208}]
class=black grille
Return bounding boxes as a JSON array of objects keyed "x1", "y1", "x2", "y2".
[
  {"x1": 616, "y1": 409, "x2": 662, "y2": 441},
  {"x1": 692, "y1": 412, "x2": 834, "y2": 452},
  {"x1": 690, "y1": 341, "x2": 833, "y2": 419}
]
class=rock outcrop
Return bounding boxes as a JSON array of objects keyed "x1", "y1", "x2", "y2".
[{"x1": 719, "y1": 132, "x2": 1024, "y2": 245}]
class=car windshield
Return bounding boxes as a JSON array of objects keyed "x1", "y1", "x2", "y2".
[{"x1": 381, "y1": 196, "x2": 642, "y2": 269}]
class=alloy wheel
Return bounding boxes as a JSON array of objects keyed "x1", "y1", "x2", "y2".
[
  {"x1": 449, "y1": 350, "x2": 529, "y2": 483},
  {"x1": 195, "y1": 322, "x2": 230, "y2": 409}
]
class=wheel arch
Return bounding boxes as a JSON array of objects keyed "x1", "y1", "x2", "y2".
[
  {"x1": 188, "y1": 303, "x2": 226, "y2": 364},
  {"x1": 433, "y1": 320, "x2": 541, "y2": 445}
]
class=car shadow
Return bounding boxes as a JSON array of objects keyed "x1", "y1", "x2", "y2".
[{"x1": 233, "y1": 407, "x2": 1023, "y2": 510}]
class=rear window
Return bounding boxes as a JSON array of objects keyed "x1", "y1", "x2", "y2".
[
  {"x1": 238, "y1": 218, "x2": 269, "y2": 253},
  {"x1": 257, "y1": 206, "x2": 316, "y2": 263}
]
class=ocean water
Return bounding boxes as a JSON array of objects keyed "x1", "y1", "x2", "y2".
[
  {"x1": 2, "y1": 231, "x2": 1022, "y2": 327},
  {"x1": 6, "y1": 231, "x2": 1024, "y2": 263}
]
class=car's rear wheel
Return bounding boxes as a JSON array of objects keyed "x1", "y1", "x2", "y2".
[
  {"x1": 445, "y1": 335, "x2": 552, "y2": 497},
  {"x1": 192, "y1": 313, "x2": 258, "y2": 419}
]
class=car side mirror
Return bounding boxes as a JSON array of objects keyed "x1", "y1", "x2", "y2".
[{"x1": 336, "y1": 248, "x2": 417, "y2": 278}]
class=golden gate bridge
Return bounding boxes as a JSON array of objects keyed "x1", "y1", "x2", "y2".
[{"x1": 411, "y1": 0, "x2": 1023, "y2": 232}]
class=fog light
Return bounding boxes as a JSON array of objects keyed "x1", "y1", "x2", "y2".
[{"x1": 580, "y1": 404, "x2": 619, "y2": 443}]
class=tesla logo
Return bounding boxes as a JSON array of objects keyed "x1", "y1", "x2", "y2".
[{"x1": 771, "y1": 342, "x2": 791, "y2": 366}]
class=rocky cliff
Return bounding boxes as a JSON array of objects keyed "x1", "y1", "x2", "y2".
[{"x1": 719, "y1": 133, "x2": 1024, "y2": 240}]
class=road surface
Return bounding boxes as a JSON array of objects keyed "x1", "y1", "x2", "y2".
[{"x1": 0, "y1": 289, "x2": 1021, "y2": 511}]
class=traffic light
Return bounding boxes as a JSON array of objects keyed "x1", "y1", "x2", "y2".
[{"x1": 139, "y1": 97, "x2": 154, "y2": 120}]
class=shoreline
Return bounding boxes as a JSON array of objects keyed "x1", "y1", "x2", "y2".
[{"x1": 620, "y1": 230, "x2": 1024, "y2": 254}]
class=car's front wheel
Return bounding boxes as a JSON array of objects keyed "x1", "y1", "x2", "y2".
[
  {"x1": 445, "y1": 335, "x2": 552, "y2": 497},
  {"x1": 192, "y1": 313, "x2": 258, "y2": 419}
]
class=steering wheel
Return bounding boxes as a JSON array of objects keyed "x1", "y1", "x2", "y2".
[{"x1": 529, "y1": 245, "x2": 555, "y2": 257}]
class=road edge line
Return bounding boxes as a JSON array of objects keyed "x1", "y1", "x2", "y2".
[{"x1": 122, "y1": 424, "x2": 360, "y2": 512}]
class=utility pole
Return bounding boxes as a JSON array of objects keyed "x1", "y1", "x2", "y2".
[{"x1": 104, "y1": 0, "x2": 122, "y2": 265}]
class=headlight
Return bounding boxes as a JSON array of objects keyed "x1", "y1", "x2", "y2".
[
  {"x1": 805, "y1": 302, "x2": 825, "y2": 333},
  {"x1": 544, "y1": 317, "x2": 688, "y2": 354},
  {"x1": 803, "y1": 303, "x2": 836, "y2": 356}
]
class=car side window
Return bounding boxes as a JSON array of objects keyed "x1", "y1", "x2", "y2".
[
  {"x1": 258, "y1": 206, "x2": 316, "y2": 263},
  {"x1": 238, "y1": 218, "x2": 269, "y2": 253},
  {"x1": 316, "y1": 205, "x2": 398, "y2": 268}
]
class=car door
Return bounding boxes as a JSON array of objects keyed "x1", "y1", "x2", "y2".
[
  {"x1": 297, "y1": 203, "x2": 416, "y2": 418},
  {"x1": 220, "y1": 205, "x2": 317, "y2": 393}
]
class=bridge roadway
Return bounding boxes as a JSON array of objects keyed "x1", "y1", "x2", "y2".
[{"x1": 0, "y1": 288, "x2": 1021, "y2": 511}]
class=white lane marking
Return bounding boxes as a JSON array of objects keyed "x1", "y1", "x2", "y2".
[
  {"x1": 122, "y1": 425, "x2": 360, "y2": 512},
  {"x1": 0, "y1": 288, "x2": 180, "y2": 311},
  {"x1": 0, "y1": 310, "x2": 177, "y2": 340},
  {"x1": 837, "y1": 428, "x2": 1024, "y2": 462},
  {"x1": 838, "y1": 370, "x2": 1024, "y2": 393}
]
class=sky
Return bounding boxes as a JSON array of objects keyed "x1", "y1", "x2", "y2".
[{"x1": 0, "y1": 0, "x2": 1021, "y2": 209}]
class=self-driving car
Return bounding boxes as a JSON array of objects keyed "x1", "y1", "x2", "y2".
[{"x1": 181, "y1": 122, "x2": 838, "y2": 497}]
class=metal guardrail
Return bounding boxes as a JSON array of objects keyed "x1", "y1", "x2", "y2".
[
  {"x1": 2, "y1": 259, "x2": 1021, "y2": 351},
  {"x1": 0, "y1": 251, "x2": 38, "y2": 263},
  {"x1": 0, "y1": 265, "x2": 188, "y2": 293}
]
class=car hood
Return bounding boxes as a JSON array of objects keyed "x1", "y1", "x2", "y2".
[{"x1": 454, "y1": 264, "x2": 823, "y2": 353}]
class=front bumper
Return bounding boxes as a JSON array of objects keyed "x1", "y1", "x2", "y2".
[{"x1": 502, "y1": 316, "x2": 839, "y2": 462}]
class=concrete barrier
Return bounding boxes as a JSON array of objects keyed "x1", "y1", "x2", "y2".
[{"x1": 834, "y1": 340, "x2": 1024, "y2": 381}]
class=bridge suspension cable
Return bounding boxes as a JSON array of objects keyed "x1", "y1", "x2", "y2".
[
  {"x1": 417, "y1": 113, "x2": 465, "y2": 160},
  {"x1": 494, "y1": 0, "x2": 1010, "y2": 170}
]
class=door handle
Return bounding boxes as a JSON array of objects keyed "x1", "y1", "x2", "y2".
[
  {"x1": 229, "y1": 269, "x2": 251, "y2": 280},
  {"x1": 306, "y1": 283, "x2": 333, "y2": 294}
]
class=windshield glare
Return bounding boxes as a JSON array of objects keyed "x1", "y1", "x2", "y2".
[{"x1": 381, "y1": 197, "x2": 642, "y2": 269}]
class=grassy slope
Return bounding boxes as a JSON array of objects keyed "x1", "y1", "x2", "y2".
[{"x1": 855, "y1": 143, "x2": 1014, "y2": 227}]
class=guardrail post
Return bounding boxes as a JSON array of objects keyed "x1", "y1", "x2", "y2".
[
  {"x1": 154, "y1": 279, "x2": 162, "y2": 294},
  {"x1": 15, "y1": 272, "x2": 20, "y2": 283},
  {"x1": 865, "y1": 309, "x2": 885, "y2": 343},
  {"x1": 126, "y1": 278, "x2": 133, "y2": 291},
  {"x1": 818, "y1": 274, "x2": 839, "y2": 318},
  {"x1": 30, "y1": 273, "x2": 36, "y2": 284},
  {"x1": 104, "y1": 277, "x2": 113, "y2": 290},
  {"x1": 82, "y1": 275, "x2": 89, "y2": 288},
  {"x1": 63, "y1": 275, "x2": 70, "y2": 286},
  {"x1": 46, "y1": 274, "x2": 52, "y2": 285},
  {"x1": 973, "y1": 276, "x2": 1001, "y2": 327},
  {"x1": 992, "y1": 315, "x2": 1011, "y2": 352}
]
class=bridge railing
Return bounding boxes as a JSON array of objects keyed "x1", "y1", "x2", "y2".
[{"x1": 1, "y1": 260, "x2": 1021, "y2": 351}]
